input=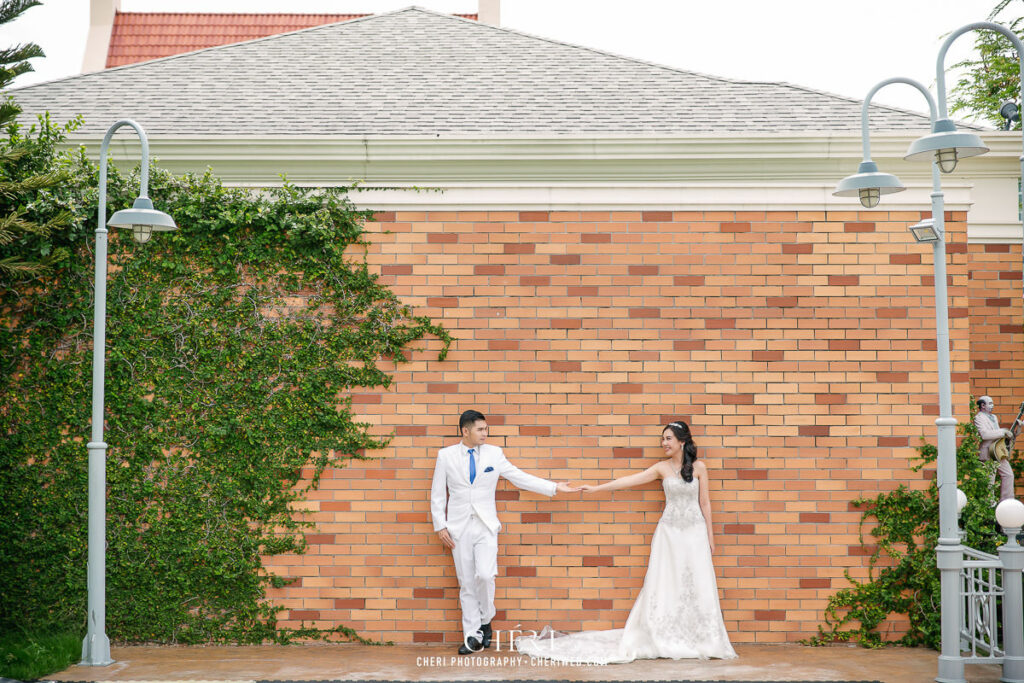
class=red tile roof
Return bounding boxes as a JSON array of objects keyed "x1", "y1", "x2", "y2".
[{"x1": 105, "y1": 12, "x2": 478, "y2": 68}]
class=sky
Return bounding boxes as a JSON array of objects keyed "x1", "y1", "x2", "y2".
[{"x1": 0, "y1": 0, "x2": 1009, "y2": 119}]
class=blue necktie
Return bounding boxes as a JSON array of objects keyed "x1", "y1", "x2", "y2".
[{"x1": 468, "y1": 448, "x2": 476, "y2": 483}]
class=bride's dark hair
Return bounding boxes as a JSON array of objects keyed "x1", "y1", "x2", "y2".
[{"x1": 664, "y1": 420, "x2": 697, "y2": 482}]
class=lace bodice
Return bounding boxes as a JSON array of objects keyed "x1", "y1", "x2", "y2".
[{"x1": 659, "y1": 476, "x2": 705, "y2": 530}]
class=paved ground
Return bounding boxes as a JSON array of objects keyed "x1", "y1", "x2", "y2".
[{"x1": 45, "y1": 643, "x2": 1006, "y2": 682}]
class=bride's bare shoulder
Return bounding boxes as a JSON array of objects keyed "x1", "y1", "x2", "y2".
[{"x1": 692, "y1": 459, "x2": 709, "y2": 475}]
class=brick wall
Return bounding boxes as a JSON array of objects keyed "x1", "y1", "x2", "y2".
[
  {"x1": 263, "y1": 208, "x2": 972, "y2": 644},
  {"x1": 967, "y1": 243, "x2": 1024, "y2": 411}
]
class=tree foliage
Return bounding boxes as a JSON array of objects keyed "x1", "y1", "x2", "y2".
[
  {"x1": 949, "y1": 0, "x2": 1024, "y2": 128},
  {"x1": 0, "y1": 0, "x2": 44, "y2": 91},
  {"x1": 0, "y1": 113, "x2": 451, "y2": 643}
]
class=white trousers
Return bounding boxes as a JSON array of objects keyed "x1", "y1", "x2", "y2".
[{"x1": 451, "y1": 514, "x2": 498, "y2": 640}]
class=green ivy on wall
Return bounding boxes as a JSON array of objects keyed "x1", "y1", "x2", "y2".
[
  {"x1": 807, "y1": 415, "x2": 1022, "y2": 648},
  {"x1": 0, "y1": 120, "x2": 451, "y2": 643}
]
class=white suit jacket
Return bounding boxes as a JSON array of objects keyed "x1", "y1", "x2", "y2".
[{"x1": 430, "y1": 442, "x2": 556, "y2": 538}]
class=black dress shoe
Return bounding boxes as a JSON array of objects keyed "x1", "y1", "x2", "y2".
[
  {"x1": 457, "y1": 636, "x2": 483, "y2": 655},
  {"x1": 481, "y1": 622, "x2": 493, "y2": 648}
]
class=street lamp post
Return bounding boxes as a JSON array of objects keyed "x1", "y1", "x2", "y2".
[
  {"x1": 834, "y1": 76, "x2": 988, "y2": 683},
  {"x1": 81, "y1": 120, "x2": 176, "y2": 667},
  {"x1": 996, "y1": 499, "x2": 1024, "y2": 683}
]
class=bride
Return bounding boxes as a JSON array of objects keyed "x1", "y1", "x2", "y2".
[{"x1": 515, "y1": 420, "x2": 736, "y2": 663}]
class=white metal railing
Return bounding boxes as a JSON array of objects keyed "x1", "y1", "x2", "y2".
[{"x1": 960, "y1": 545, "x2": 1004, "y2": 661}]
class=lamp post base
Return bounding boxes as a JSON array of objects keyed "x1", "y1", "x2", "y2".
[
  {"x1": 81, "y1": 631, "x2": 113, "y2": 666},
  {"x1": 936, "y1": 654, "x2": 966, "y2": 683}
]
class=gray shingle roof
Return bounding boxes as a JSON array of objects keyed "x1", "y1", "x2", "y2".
[{"x1": 11, "y1": 6, "x2": 948, "y2": 136}]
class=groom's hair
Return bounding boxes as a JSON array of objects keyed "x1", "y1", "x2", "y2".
[{"x1": 459, "y1": 409, "x2": 486, "y2": 432}]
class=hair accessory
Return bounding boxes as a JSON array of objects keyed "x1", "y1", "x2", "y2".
[{"x1": 669, "y1": 422, "x2": 683, "y2": 428}]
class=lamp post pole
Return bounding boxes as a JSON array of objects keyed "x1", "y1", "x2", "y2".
[
  {"x1": 82, "y1": 120, "x2": 176, "y2": 667},
  {"x1": 835, "y1": 76, "x2": 975, "y2": 683}
]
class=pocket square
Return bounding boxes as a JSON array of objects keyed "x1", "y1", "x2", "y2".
[{"x1": 484, "y1": 466, "x2": 494, "y2": 473}]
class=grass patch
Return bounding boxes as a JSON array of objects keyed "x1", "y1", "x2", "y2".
[{"x1": 0, "y1": 629, "x2": 80, "y2": 681}]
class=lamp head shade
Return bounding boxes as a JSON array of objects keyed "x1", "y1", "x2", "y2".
[
  {"x1": 833, "y1": 161, "x2": 905, "y2": 208},
  {"x1": 107, "y1": 196, "x2": 177, "y2": 244},
  {"x1": 904, "y1": 118, "x2": 988, "y2": 173}
]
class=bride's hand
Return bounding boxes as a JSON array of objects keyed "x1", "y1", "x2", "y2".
[{"x1": 581, "y1": 484, "x2": 597, "y2": 492}]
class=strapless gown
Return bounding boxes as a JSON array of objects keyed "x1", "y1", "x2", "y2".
[{"x1": 515, "y1": 476, "x2": 736, "y2": 663}]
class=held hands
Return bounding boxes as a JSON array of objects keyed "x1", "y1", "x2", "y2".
[
  {"x1": 580, "y1": 484, "x2": 600, "y2": 493},
  {"x1": 555, "y1": 481, "x2": 582, "y2": 493}
]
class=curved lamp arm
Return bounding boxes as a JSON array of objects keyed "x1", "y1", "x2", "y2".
[
  {"x1": 860, "y1": 77, "x2": 937, "y2": 161},
  {"x1": 97, "y1": 119, "x2": 151, "y2": 235},
  {"x1": 936, "y1": 21, "x2": 1024, "y2": 121}
]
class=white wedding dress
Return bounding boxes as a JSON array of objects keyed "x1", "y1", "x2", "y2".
[{"x1": 515, "y1": 476, "x2": 736, "y2": 663}]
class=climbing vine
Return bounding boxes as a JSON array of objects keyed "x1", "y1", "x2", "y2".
[
  {"x1": 0, "y1": 114, "x2": 450, "y2": 643},
  {"x1": 807, "y1": 414, "x2": 1023, "y2": 648}
]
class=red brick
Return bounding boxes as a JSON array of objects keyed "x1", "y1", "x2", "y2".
[
  {"x1": 612, "y1": 383, "x2": 642, "y2": 394},
  {"x1": 583, "y1": 599, "x2": 614, "y2": 609},
  {"x1": 475, "y1": 265, "x2": 504, "y2": 275},
  {"x1": 737, "y1": 469, "x2": 768, "y2": 480},
  {"x1": 427, "y1": 232, "x2": 458, "y2": 243},
  {"x1": 583, "y1": 556, "x2": 614, "y2": 567},
  {"x1": 519, "y1": 211, "x2": 550, "y2": 221},
  {"x1": 799, "y1": 513, "x2": 830, "y2": 523},
  {"x1": 290, "y1": 610, "x2": 320, "y2": 620},
  {"x1": 628, "y1": 265, "x2": 659, "y2": 275},
  {"x1": 506, "y1": 566, "x2": 536, "y2": 577},
  {"x1": 305, "y1": 534, "x2": 335, "y2": 545},
  {"x1": 581, "y1": 233, "x2": 611, "y2": 243},
  {"x1": 629, "y1": 308, "x2": 660, "y2": 318},
  {"x1": 829, "y1": 275, "x2": 859, "y2": 286},
  {"x1": 381, "y1": 265, "x2": 412, "y2": 275},
  {"x1": 520, "y1": 276, "x2": 550, "y2": 286},
  {"x1": 798, "y1": 425, "x2": 830, "y2": 437},
  {"x1": 674, "y1": 275, "x2": 705, "y2": 286},
  {"x1": 754, "y1": 610, "x2": 787, "y2": 621},
  {"x1": 551, "y1": 254, "x2": 581, "y2": 265},
  {"x1": 724, "y1": 524, "x2": 755, "y2": 534},
  {"x1": 414, "y1": 632, "x2": 444, "y2": 643},
  {"x1": 844, "y1": 222, "x2": 874, "y2": 232},
  {"x1": 800, "y1": 578, "x2": 831, "y2": 588},
  {"x1": 504, "y1": 243, "x2": 536, "y2": 254},
  {"x1": 413, "y1": 589, "x2": 444, "y2": 598},
  {"x1": 427, "y1": 383, "x2": 458, "y2": 393},
  {"x1": 521, "y1": 512, "x2": 551, "y2": 523},
  {"x1": 721, "y1": 222, "x2": 751, "y2": 233},
  {"x1": 426, "y1": 297, "x2": 458, "y2": 308},
  {"x1": 641, "y1": 211, "x2": 672, "y2": 222},
  {"x1": 782, "y1": 243, "x2": 813, "y2": 254},
  {"x1": 613, "y1": 447, "x2": 643, "y2": 458}
]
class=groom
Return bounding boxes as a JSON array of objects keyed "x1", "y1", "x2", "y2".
[{"x1": 430, "y1": 409, "x2": 577, "y2": 654}]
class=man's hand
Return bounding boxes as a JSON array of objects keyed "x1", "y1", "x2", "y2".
[
  {"x1": 1005, "y1": 429, "x2": 1014, "y2": 439},
  {"x1": 555, "y1": 481, "x2": 581, "y2": 493},
  {"x1": 437, "y1": 528, "x2": 455, "y2": 549}
]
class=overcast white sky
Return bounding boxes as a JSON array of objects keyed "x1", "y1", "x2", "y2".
[{"x1": 0, "y1": 0, "x2": 1009, "y2": 119}]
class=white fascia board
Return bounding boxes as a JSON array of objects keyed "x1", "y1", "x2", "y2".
[{"x1": 64, "y1": 131, "x2": 1020, "y2": 217}]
